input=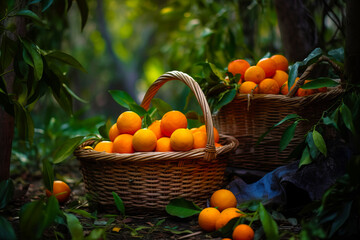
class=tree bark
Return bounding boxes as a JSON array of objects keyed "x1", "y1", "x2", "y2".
[{"x1": 274, "y1": 0, "x2": 318, "y2": 62}]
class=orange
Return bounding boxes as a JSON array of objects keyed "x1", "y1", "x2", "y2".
[
  {"x1": 232, "y1": 224, "x2": 254, "y2": 240},
  {"x1": 297, "y1": 80, "x2": 315, "y2": 96},
  {"x1": 170, "y1": 128, "x2": 194, "y2": 151},
  {"x1": 189, "y1": 128, "x2": 199, "y2": 134},
  {"x1": 239, "y1": 81, "x2": 259, "y2": 94},
  {"x1": 46, "y1": 180, "x2": 71, "y2": 204},
  {"x1": 215, "y1": 142, "x2": 223, "y2": 148},
  {"x1": 280, "y1": 78, "x2": 299, "y2": 95},
  {"x1": 272, "y1": 70, "x2": 288, "y2": 88},
  {"x1": 193, "y1": 131, "x2": 207, "y2": 149},
  {"x1": 258, "y1": 78, "x2": 280, "y2": 94},
  {"x1": 228, "y1": 59, "x2": 251, "y2": 80},
  {"x1": 210, "y1": 189, "x2": 237, "y2": 212},
  {"x1": 148, "y1": 120, "x2": 163, "y2": 139},
  {"x1": 94, "y1": 141, "x2": 113, "y2": 153},
  {"x1": 256, "y1": 58, "x2": 277, "y2": 78},
  {"x1": 215, "y1": 207, "x2": 243, "y2": 230},
  {"x1": 317, "y1": 87, "x2": 327, "y2": 93},
  {"x1": 109, "y1": 123, "x2": 120, "y2": 142},
  {"x1": 271, "y1": 54, "x2": 289, "y2": 72},
  {"x1": 155, "y1": 137, "x2": 172, "y2": 152},
  {"x1": 113, "y1": 134, "x2": 134, "y2": 153},
  {"x1": 198, "y1": 125, "x2": 220, "y2": 143},
  {"x1": 132, "y1": 129, "x2": 157, "y2": 152},
  {"x1": 198, "y1": 207, "x2": 221, "y2": 232},
  {"x1": 244, "y1": 66, "x2": 265, "y2": 84},
  {"x1": 160, "y1": 111, "x2": 188, "y2": 137},
  {"x1": 117, "y1": 111, "x2": 142, "y2": 135}
]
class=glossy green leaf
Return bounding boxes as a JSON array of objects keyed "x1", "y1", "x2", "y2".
[
  {"x1": 45, "y1": 51, "x2": 86, "y2": 72},
  {"x1": 340, "y1": 103, "x2": 356, "y2": 135},
  {"x1": 129, "y1": 103, "x2": 148, "y2": 117},
  {"x1": 76, "y1": 0, "x2": 89, "y2": 31},
  {"x1": 328, "y1": 47, "x2": 344, "y2": 63},
  {"x1": 112, "y1": 192, "x2": 125, "y2": 216},
  {"x1": 301, "y1": 78, "x2": 339, "y2": 89},
  {"x1": 0, "y1": 216, "x2": 16, "y2": 240},
  {"x1": 302, "y1": 48, "x2": 323, "y2": 65},
  {"x1": 306, "y1": 132, "x2": 319, "y2": 160},
  {"x1": 142, "y1": 113, "x2": 152, "y2": 128},
  {"x1": 279, "y1": 121, "x2": 299, "y2": 152},
  {"x1": 98, "y1": 118, "x2": 111, "y2": 139},
  {"x1": 22, "y1": 39, "x2": 43, "y2": 81},
  {"x1": 42, "y1": 158, "x2": 54, "y2": 192},
  {"x1": 288, "y1": 62, "x2": 300, "y2": 91},
  {"x1": 108, "y1": 90, "x2": 136, "y2": 109},
  {"x1": 209, "y1": 62, "x2": 225, "y2": 80},
  {"x1": 41, "y1": 0, "x2": 54, "y2": 12},
  {"x1": 85, "y1": 228, "x2": 105, "y2": 240},
  {"x1": 20, "y1": 200, "x2": 46, "y2": 239},
  {"x1": 151, "y1": 98, "x2": 173, "y2": 116},
  {"x1": 64, "y1": 213, "x2": 84, "y2": 240},
  {"x1": 43, "y1": 196, "x2": 60, "y2": 230},
  {"x1": 165, "y1": 198, "x2": 202, "y2": 218},
  {"x1": 312, "y1": 130, "x2": 327, "y2": 157},
  {"x1": 52, "y1": 136, "x2": 84, "y2": 164},
  {"x1": 299, "y1": 146, "x2": 312, "y2": 167},
  {"x1": 13, "y1": 9, "x2": 42, "y2": 23},
  {"x1": 62, "y1": 83, "x2": 88, "y2": 103},
  {"x1": 66, "y1": 209, "x2": 97, "y2": 219},
  {"x1": 259, "y1": 203, "x2": 279, "y2": 240},
  {"x1": 213, "y1": 88, "x2": 237, "y2": 113},
  {"x1": 0, "y1": 179, "x2": 14, "y2": 209},
  {"x1": 14, "y1": 101, "x2": 34, "y2": 144},
  {"x1": 53, "y1": 87, "x2": 73, "y2": 116}
]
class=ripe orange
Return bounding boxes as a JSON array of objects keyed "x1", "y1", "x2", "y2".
[
  {"x1": 46, "y1": 180, "x2": 71, "y2": 204},
  {"x1": 117, "y1": 111, "x2": 142, "y2": 135},
  {"x1": 198, "y1": 125, "x2": 220, "y2": 143},
  {"x1": 244, "y1": 66, "x2": 265, "y2": 84},
  {"x1": 210, "y1": 189, "x2": 237, "y2": 212},
  {"x1": 148, "y1": 120, "x2": 163, "y2": 139},
  {"x1": 258, "y1": 78, "x2": 280, "y2": 94},
  {"x1": 198, "y1": 207, "x2": 221, "y2": 232},
  {"x1": 215, "y1": 142, "x2": 223, "y2": 148},
  {"x1": 256, "y1": 58, "x2": 277, "y2": 78},
  {"x1": 193, "y1": 131, "x2": 207, "y2": 149},
  {"x1": 239, "y1": 81, "x2": 259, "y2": 94},
  {"x1": 132, "y1": 129, "x2": 157, "y2": 152},
  {"x1": 215, "y1": 207, "x2": 243, "y2": 230},
  {"x1": 317, "y1": 87, "x2": 327, "y2": 93},
  {"x1": 160, "y1": 111, "x2": 188, "y2": 137},
  {"x1": 170, "y1": 128, "x2": 194, "y2": 151},
  {"x1": 271, "y1": 54, "x2": 289, "y2": 72},
  {"x1": 228, "y1": 59, "x2": 251, "y2": 80},
  {"x1": 155, "y1": 137, "x2": 172, "y2": 152},
  {"x1": 232, "y1": 224, "x2": 254, "y2": 240},
  {"x1": 272, "y1": 70, "x2": 288, "y2": 88},
  {"x1": 94, "y1": 141, "x2": 113, "y2": 153},
  {"x1": 280, "y1": 81, "x2": 289, "y2": 95},
  {"x1": 113, "y1": 134, "x2": 134, "y2": 153},
  {"x1": 109, "y1": 123, "x2": 120, "y2": 142},
  {"x1": 297, "y1": 80, "x2": 315, "y2": 96}
]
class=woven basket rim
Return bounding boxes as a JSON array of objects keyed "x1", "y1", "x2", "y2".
[{"x1": 74, "y1": 133, "x2": 239, "y2": 162}]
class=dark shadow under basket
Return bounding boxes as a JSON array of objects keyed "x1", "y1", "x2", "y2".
[
  {"x1": 74, "y1": 71, "x2": 239, "y2": 212},
  {"x1": 213, "y1": 86, "x2": 343, "y2": 172}
]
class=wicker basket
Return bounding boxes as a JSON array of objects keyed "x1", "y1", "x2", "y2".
[
  {"x1": 213, "y1": 57, "x2": 344, "y2": 172},
  {"x1": 74, "y1": 71, "x2": 239, "y2": 212}
]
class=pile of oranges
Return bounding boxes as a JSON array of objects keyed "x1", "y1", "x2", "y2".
[
  {"x1": 198, "y1": 189, "x2": 254, "y2": 240},
  {"x1": 227, "y1": 54, "x2": 327, "y2": 96},
  {"x1": 93, "y1": 110, "x2": 222, "y2": 154}
]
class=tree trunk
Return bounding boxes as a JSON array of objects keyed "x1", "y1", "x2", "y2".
[{"x1": 274, "y1": 0, "x2": 318, "y2": 62}]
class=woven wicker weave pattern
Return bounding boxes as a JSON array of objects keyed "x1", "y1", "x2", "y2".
[{"x1": 74, "y1": 71, "x2": 239, "y2": 211}]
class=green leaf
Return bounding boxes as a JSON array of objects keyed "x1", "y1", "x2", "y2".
[
  {"x1": 45, "y1": 51, "x2": 86, "y2": 72},
  {"x1": 259, "y1": 203, "x2": 279, "y2": 240},
  {"x1": 212, "y1": 217, "x2": 241, "y2": 238},
  {"x1": 340, "y1": 103, "x2": 356, "y2": 135},
  {"x1": 98, "y1": 118, "x2": 111, "y2": 139},
  {"x1": 0, "y1": 179, "x2": 14, "y2": 209},
  {"x1": 52, "y1": 86, "x2": 73, "y2": 115},
  {"x1": 302, "y1": 48, "x2": 323, "y2": 66},
  {"x1": 62, "y1": 83, "x2": 88, "y2": 103},
  {"x1": 13, "y1": 9, "x2": 42, "y2": 24},
  {"x1": 142, "y1": 113, "x2": 152, "y2": 128},
  {"x1": 85, "y1": 228, "x2": 105, "y2": 240},
  {"x1": 288, "y1": 62, "x2": 300, "y2": 91},
  {"x1": 312, "y1": 130, "x2": 327, "y2": 157},
  {"x1": 14, "y1": 101, "x2": 34, "y2": 144},
  {"x1": 129, "y1": 103, "x2": 147, "y2": 117},
  {"x1": 43, "y1": 196, "x2": 61, "y2": 230},
  {"x1": 20, "y1": 200, "x2": 46, "y2": 239},
  {"x1": 108, "y1": 90, "x2": 136, "y2": 109},
  {"x1": 151, "y1": 98, "x2": 173, "y2": 116},
  {"x1": 42, "y1": 158, "x2": 54, "y2": 192},
  {"x1": 0, "y1": 216, "x2": 16, "y2": 240},
  {"x1": 165, "y1": 198, "x2": 202, "y2": 218},
  {"x1": 41, "y1": 0, "x2": 54, "y2": 12},
  {"x1": 299, "y1": 146, "x2": 312, "y2": 167},
  {"x1": 213, "y1": 88, "x2": 237, "y2": 113},
  {"x1": 163, "y1": 227, "x2": 193, "y2": 235},
  {"x1": 301, "y1": 78, "x2": 339, "y2": 89},
  {"x1": 112, "y1": 192, "x2": 125, "y2": 216},
  {"x1": 209, "y1": 62, "x2": 225, "y2": 80},
  {"x1": 22, "y1": 39, "x2": 43, "y2": 81},
  {"x1": 75, "y1": 0, "x2": 89, "y2": 31},
  {"x1": 279, "y1": 121, "x2": 299, "y2": 152},
  {"x1": 52, "y1": 136, "x2": 84, "y2": 164},
  {"x1": 64, "y1": 213, "x2": 84, "y2": 240},
  {"x1": 306, "y1": 132, "x2": 320, "y2": 160},
  {"x1": 328, "y1": 47, "x2": 344, "y2": 63},
  {"x1": 66, "y1": 209, "x2": 97, "y2": 219}
]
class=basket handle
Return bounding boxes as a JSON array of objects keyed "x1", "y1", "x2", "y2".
[
  {"x1": 287, "y1": 55, "x2": 344, "y2": 98},
  {"x1": 140, "y1": 71, "x2": 216, "y2": 161}
]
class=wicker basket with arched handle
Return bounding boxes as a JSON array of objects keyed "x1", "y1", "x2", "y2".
[{"x1": 74, "y1": 71, "x2": 239, "y2": 212}]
